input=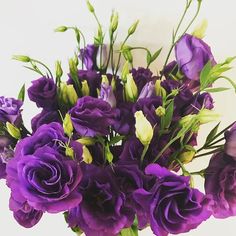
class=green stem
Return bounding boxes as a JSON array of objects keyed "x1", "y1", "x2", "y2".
[
  {"x1": 194, "y1": 147, "x2": 223, "y2": 158},
  {"x1": 141, "y1": 144, "x2": 149, "y2": 164}
]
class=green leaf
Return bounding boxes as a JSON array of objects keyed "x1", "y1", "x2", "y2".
[
  {"x1": 109, "y1": 135, "x2": 125, "y2": 145},
  {"x1": 205, "y1": 122, "x2": 220, "y2": 145},
  {"x1": 200, "y1": 61, "x2": 212, "y2": 90},
  {"x1": 221, "y1": 76, "x2": 236, "y2": 93},
  {"x1": 204, "y1": 87, "x2": 230, "y2": 93},
  {"x1": 151, "y1": 48, "x2": 162, "y2": 62},
  {"x1": 18, "y1": 84, "x2": 25, "y2": 102},
  {"x1": 146, "y1": 50, "x2": 152, "y2": 66},
  {"x1": 120, "y1": 227, "x2": 138, "y2": 236}
]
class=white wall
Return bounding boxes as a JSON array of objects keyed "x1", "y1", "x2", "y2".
[{"x1": 0, "y1": 0, "x2": 236, "y2": 235}]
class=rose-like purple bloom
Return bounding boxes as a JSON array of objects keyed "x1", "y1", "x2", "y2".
[
  {"x1": 79, "y1": 44, "x2": 99, "y2": 70},
  {"x1": 69, "y1": 96, "x2": 116, "y2": 137},
  {"x1": 31, "y1": 110, "x2": 61, "y2": 132},
  {"x1": 175, "y1": 34, "x2": 216, "y2": 82},
  {"x1": 138, "y1": 81, "x2": 156, "y2": 100},
  {"x1": 131, "y1": 67, "x2": 154, "y2": 93},
  {"x1": 28, "y1": 77, "x2": 57, "y2": 110},
  {"x1": 99, "y1": 83, "x2": 117, "y2": 108},
  {"x1": 205, "y1": 152, "x2": 236, "y2": 218},
  {"x1": 133, "y1": 164, "x2": 211, "y2": 236},
  {"x1": 67, "y1": 164, "x2": 135, "y2": 236},
  {"x1": 0, "y1": 96, "x2": 22, "y2": 124},
  {"x1": 7, "y1": 146, "x2": 82, "y2": 213},
  {"x1": 224, "y1": 123, "x2": 236, "y2": 159},
  {"x1": 9, "y1": 196, "x2": 43, "y2": 228}
]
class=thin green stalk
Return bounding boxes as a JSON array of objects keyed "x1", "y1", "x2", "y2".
[
  {"x1": 31, "y1": 59, "x2": 53, "y2": 78},
  {"x1": 141, "y1": 145, "x2": 149, "y2": 164},
  {"x1": 194, "y1": 148, "x2": 223, "y2": 158}
]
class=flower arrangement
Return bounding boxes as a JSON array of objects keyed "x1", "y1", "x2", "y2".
[{"x1": 1, "y1": 0, "x2": 236, "y2": 235}]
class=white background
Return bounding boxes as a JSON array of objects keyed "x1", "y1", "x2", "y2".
[{"x1": 0, "y1": 0, "x2": 236, "y2": 235}]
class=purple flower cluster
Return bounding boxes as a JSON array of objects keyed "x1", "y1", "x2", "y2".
[{"x1": 1, "y1": 28, "x2": 234, "y2": 236}]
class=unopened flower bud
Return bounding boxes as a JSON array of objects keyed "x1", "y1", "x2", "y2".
[
  {"x1": 101, "y1": 75, "x2": 109, "y2": 85},
  {"x1": 197, "y1": 109, "x2": 220, "y2": 124},
  {"x1": 111, "y1": 77, "x2": 116, "y2": 91},
  {"x1": 155, "y1": 80, "x2": 166, "y2": 97},
  {"x1": 138, "y1": 81, "x2": 155, "y2": 100},
  {"x1": 66, "y1": 146, "x2": 74, "y2": 159},
  {"x1": 86, "y1": 0, "x2": 95, "y2": 13},
  {"x1": 156, "y1": 106, "x2": 166, "y2": 117},
  {"x1": 81, "y1": 80, "x2": 90, "y2": 96},
  {"x1": 55, "y1": 60, "x2": 63, "y2": 79},
  {"x1": 63, "y1": 114, "x2": 73, "y2": 137},
  {"x1": 59, "y1": 83, "x2": 78, "y2": 106},
  {"x1": 121, "y1": 61, "x2": 130, "y2": 82},
  {"x1": 12, "y1": 55, "x2": 31, "y2": 62},
  {"x1": 179, "y1": 146, "x2": 196, "y2": 164},
  {"x1": 99, "y1": 84, "x2": 116, "y2": 108},
  {"x1": 105, "y1": 145, "x2": 113, "y2": 164},
  {"x1": 69, "y1": 58, "x2": 78, "y2": 75},
  {"x1": 128, "y1": 20, "x2": 139, "y2": 35},
  {"x1": 6, "y1": 122, "x2": 21, "y2": 140},
  {"x1": 125, "y1": 74, "x2": 138, "y2": 102},
  {"x1": 82, "y1": 146, "x2": 93, "y2": 164},
  {"x1": 54, "y1": 26, "x2": 68, "y2": 32},
  {"x1": 110, "y1": 12, "x2": 119, "y2": 33},
  {"x1": 192, "y1": 19, "x2": 208, "y2": 39},
  {"x1": 77, "y1": 137, "x2": 96, "y2": 146},
  {"x1": 135, "y1": 111, "x2": 153, "y2": 146}
]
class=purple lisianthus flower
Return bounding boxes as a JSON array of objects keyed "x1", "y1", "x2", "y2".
[
  {"x1": 99, "y1": 83, "x2": 117, "y2": 108},
  {"x1": 7, "y1": 146, "x2": 82, "y2": 213},
  {"x1": 31, "y1": 110, "x2": 61, "y2": 132},
  {"x1": 9, "y1": 196, "x2": 43, "y2": 228},
  {"x1": 67, "y1": 164, "x2": 135, "y2": 236},
  {"x1": 205, "y1": 152, "x2": 236, "y2": 218},
  {"x1": 175, "y1": 34, "x2": 216, "y2": 83},
  {"x1": 131, "y1": 67, "x2": 154, "y2": 93},
  {"x1": 28, "y1": 77, "x2": 57, "y2": 110},
  {"x1": 224, "y1": 123, "x2": 236, "y2": 158},
  {"x1": 138, "y1": 81, "x2": 156, "y2": 100},
  {"x1": 0, "y1": 96, "x2": 23, "y2": 124},
  {"x1": 79, "y1": 44, "x2": 99, "y2": 70},
  {"x1": 133, "y1": 164, "x2": 211, "y2": 235},
  {"x1": 69, "y1": 96, "x2": 116, "y2": 137}
]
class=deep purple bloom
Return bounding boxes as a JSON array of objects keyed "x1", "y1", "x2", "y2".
[
  {"x1": 175, "y1": 34, "x2": 216, "y2": 82},
  {"x1": 138, "y1": 81, "x2": 156, "y2": 100},
  {"x1": 31, "y1": 110, "x2": 61, "y2": 132},
  {"x1": 28, "y1": 77, "x2": 57, "y2": 110},
  {"x1": 133, "y1": 164, "x2": 211, "y2": 236},
  {"x1": 205, "y1": 152, "x2": 236, "y2": 218},
  {"x1": 67, "y1": 165, "x2": 135, "y2": 236},
  {"x1": 79, "y1": 44, "x2": 99, "y2": 70},
  {"x1": 9, "y1": 196, "x2": 43, "y2": 228},
  {"x1": 224, "y1": 123, "x2": 236, "y2": 159},
  {"x1": 7, "y1": 146, "x2": 82, "y2": 213},
  {"x1": 69, "y1": 96, "x2": 116, "y2": 137},
  {"x1": 0, "y1": 96, "x2": 22, "y2": 124},
  {"x1": 131, "y1": 67, "x2": 154, "y2": 93},
  {"x1": 99, "y1": 83, "x2": 117, "y2": 108}
]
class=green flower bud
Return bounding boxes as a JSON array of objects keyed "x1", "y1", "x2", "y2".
[
  {"x1": 66, "y1": 146, "x2": 74, "y2": 159},
  {"x1": 125, "y1": 74, "x2": 138, "y2": 102},
  {"x1": 77, "y1": 137, "x2": 96, "y2": 146},
  {"x1": 69, "y1": 58, "x2": 78, "y2": 75},
  {"x1": 155, "y1": 80, "x2": 166, "y2": 97},
  {"x1": 155, "y1": 106, "x2": 166, "y2": 117},
  {"x1": 82, "y1": 146, "x2": 93, "y2": 164},
  {"x1": 128, "y1": 20, "x2": 139, "y2": 35},
  {"x1": 105, "y1": 145, "x2": 113, "y2": 164},
  {"x1": 63, "y1": 114, "x2": 73, "y2": 137},
  {"x1": 111, "y1": 77, "x2": 116, "y2": 91},
  {"x1": 12, "y1": 55, "x2": 31, "y2": 62},
  {"x1": 86, "y1": 0, "x2": 95, "y2": 13},
  {"x1": 135, "y1": 111, "x2": 153, "y2": 146},
  {"x1": 179, "y1": 146, "x2": 196, "y2": 164},
  {"x1": 59, "y1": 83, "x2": 78, "y2": 107},
  {"x1": 54, "y1": 26, "x2": 68, "y2": 32},
  {"x1": 197, "y1": 109, "x2": 220, "y2": 124},
  {"x1": 179, "y1": 114, "x2": 196, "y2": 127},
  {"x1": 101, "y1": 75, "x2": 109, "y2": 85},
  {"x1": 81, "y1": 80, "x2": 90, "y2": 96},
  {"x1": 74, "y1": 53, "x2": 79, "y2": 66},
  {"x1": 110, "y1": 12, "x2": 119, "y2": 33},
  {"x1": 192, "y1": 19, "x2": 208, "y2": 39},
  {"x1": 121, "y1": 61, "x2": 130, "y2": 83},
  {"x1": 6, "y1": 122, "x2": 21, "y2": 140},
  {"x1": 55, "y1": 60, "x2": 63, "y2": 79}
]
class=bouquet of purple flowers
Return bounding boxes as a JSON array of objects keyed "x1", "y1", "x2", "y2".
[{"x1": 1, "y1": 0, "x2": 236, "y2": 235}]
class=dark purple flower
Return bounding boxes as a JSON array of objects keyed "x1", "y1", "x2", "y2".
[
  {"x1": 175, "y1": 34, "x2": 216, "y2": 82},
  {"x1": 9, "y1": 196, "x2": 43, "y2": 228},
  {"x1": 79, "y1": 44, "x2": 99, "y2": 70},
  {"x1": 28, "y1": 77, "x2": 57, "y2": 110},
  {"x1": 138, "y1": 81, "x2": 156, "y2": 100},
  {"x1": 131, "y1": 67, "x2": 154, "y2": 93},
  {"x1": 99, "y1": 83, "x2": 116, "y2": 108},
  {"x1": 133, "y1": 164, "x2": 211, "y2": 235},
  {"x1": 68, "y1": 70, "x2": 101, "y2": 97},
  {"x1": 7, "y1": 146, "x2": 82, "y2": 213},
  {"x1": 224, "y1": 123, "x2": 236, "y2": 159},
  {"x1": 205, "y1": 152, "x2": 236, "y2": 218},
  {"x1": 67, "y1": 164, "x2": 134, "y2": 236},
  {"x1": 31, "y1": 110, "x2": 61, "y2": 132},
  {"x1": 0, "y1": 96, "x2": 22, "y2": 124},
  {"x1": 69, "y1": 96, "x2": 116, "y2": 137},
  {"x1": 162, "y1": 61, "x2": 178, "y2": 80}
]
